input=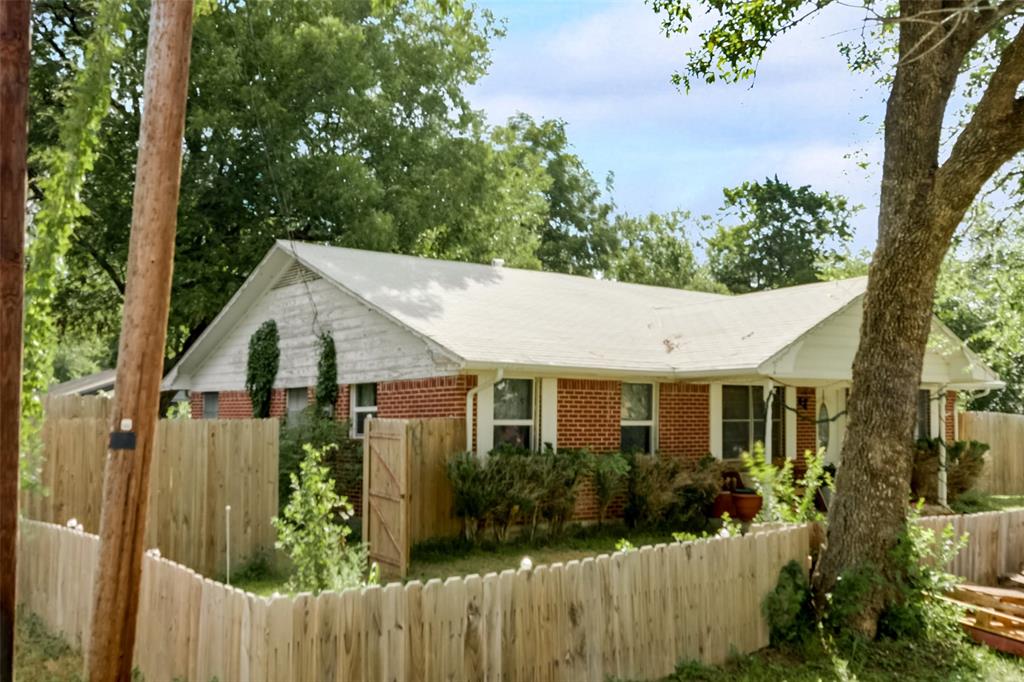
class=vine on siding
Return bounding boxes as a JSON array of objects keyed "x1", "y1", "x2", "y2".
[
  {"x1": 315, "y1": 332, "x2": 338, "y2": 415},
  {"x1": 246, "y1": 320, "x2": 280, "y2": 418}
]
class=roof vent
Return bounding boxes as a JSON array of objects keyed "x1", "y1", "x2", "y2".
[
  {"x1": 272, "y1": 262, "x2": 321, "y2": 289},
  {"x1": 491, "y1": 258, "x2": 505, "y2": 268}
]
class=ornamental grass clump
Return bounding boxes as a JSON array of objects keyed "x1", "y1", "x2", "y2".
[{"x1": 273, "y1": 443, "x2": 373, "y2": 594}]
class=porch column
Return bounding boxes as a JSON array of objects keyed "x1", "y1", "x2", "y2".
[
  {"x1": 763, "y1": 380, "x2": 775, "y2": 464},
  {"x1": 938, "y1": 391, "x2": 948, "y2": 506}
]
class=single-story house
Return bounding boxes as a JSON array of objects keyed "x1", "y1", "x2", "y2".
[
  {"x1": 49, "y1": 369, "x2": 117, "y2": 396},
  {"x1": 163, "y1": 241, "x2": 1002, "y2": 503}
]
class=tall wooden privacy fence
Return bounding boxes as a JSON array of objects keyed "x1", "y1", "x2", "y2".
[
  {"x1": 19, "y1": 519, "x2": 812, "y2": 681},
  {"x1": 960, "y1": 411, "x2": 1024, "y2": 495},
  {"x1": 42, "y1": 393, "x2": 112, "y2": 419},
  {"x1": 363, "y1": 417, "x2": 465, "y2": 577},
  {"x1": 21, "y1": 416, "x2": 279, "y2": 578}
]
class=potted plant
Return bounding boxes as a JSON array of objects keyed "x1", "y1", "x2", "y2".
[
  {"x1": 713, "y1": 470, "x2": 743, "y2": 518},
  {"x1": 732, "y1": 487, "x2": 763, "y2": 522}
]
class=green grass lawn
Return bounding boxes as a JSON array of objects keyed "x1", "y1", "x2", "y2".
[
  {"x1": 234, "y1": 524, "x2": 679, "y2": 595},
  {"x1": 15, "y1": 611, "x2": 83, "y2": 682},
  {"x1": 655, "y1": 637, "x2": 1024, "y2": 682},
  {"x1": 950, "y1": 492, "x2": 1024, "y2": 515}
]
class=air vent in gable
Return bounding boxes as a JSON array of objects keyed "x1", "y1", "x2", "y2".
[{"x1": 272, "y1": 262, "x2": 321, "y2": 289}]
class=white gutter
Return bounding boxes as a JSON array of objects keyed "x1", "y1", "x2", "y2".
[{"x1": 466, "y1": 369, "x2": 503, "y2": 453}]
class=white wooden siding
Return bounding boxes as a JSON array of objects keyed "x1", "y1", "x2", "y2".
[
  {"x1": 187, "y1": 278, "x2": 460, "y2": 392},
  {"x1": 765, "y1": 299, "x2": 953, "y2": 384}
]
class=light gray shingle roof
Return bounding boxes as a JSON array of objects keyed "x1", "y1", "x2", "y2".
[{"x1": 284, "y1": 241, "x2": 868, "y2": 377}]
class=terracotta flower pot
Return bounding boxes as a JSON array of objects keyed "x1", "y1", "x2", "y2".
[
  {"x1": 732, "y1": 492, "x2": 763, "y2": 522},
  {"x1": 712, "y1": 491, "x2": 734, "y2": 518}
]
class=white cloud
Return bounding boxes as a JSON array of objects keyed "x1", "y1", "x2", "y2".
[{"x1": 470, "y1": 0, "x2": 889, "y2": 250}]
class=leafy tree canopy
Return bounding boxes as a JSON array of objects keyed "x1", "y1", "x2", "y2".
[
  {"x1": 936, "y1": 205, "x2": 1024, "y2": 413},
  {"x1": 705, "y1": 176, "x2": 858, "y2": 293},
  {"x1": 606, "y1": 210, "x2": 727, "y2": 293}
]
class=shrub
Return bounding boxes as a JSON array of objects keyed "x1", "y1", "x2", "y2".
[
  {"x1": 314, "y1": 332, "x2": 338, "y2": 414},
  {"x1": 911, "y1": 438, "x2": 990, "y2": 504},
  {"x1": 762, "y1": 560, "x2": 815, "y2": 647},
  {"x1": 278, "y1": 406, "x2": 360, "y2": 512},
  {"x1": 447, "y1": 451, "x2": 497, "y2": 542},
  {"x1": 624, "y1": 453, "x2": 687, "y2": 528},
  {"x1": 535, "y1": 447, "x2": 589, "y2": 536},
  {"x1": 273, "y1": 443, "x2": 373, "y2": 594},
  {"x1": 946, "y1": 440, "x2": 989, "y2": 501},
  {"x1": 911, "y1": 437, "x2": 942, "y2": 503},
  {"x1": 245, "y1": 320, "x2": 279, "y2": 418},
  {"x1": 741, "y1": 445, "x2": 831, "y2": 523},
  {"x1": 667, "y1": 455, "x2": 721, "y2": 532},
  {"x1": 447, "y1": 446, "x2": 590, "y2": 544},
  {"x1": 591, "y1": 452, "x2": 629, "y2": 526}
]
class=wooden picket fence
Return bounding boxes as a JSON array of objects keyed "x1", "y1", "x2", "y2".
[
  {"x1": 916, "y1": 509, "x2": 1024, "y2": 584},
  {"x1": 960, "y1": 411, "x2": 1024, "y2": 495},
  {"x1": 18, "y1": 519, "x2": 812, "y2": 681},
  {"x1": 21, "y1": 416, "x2": 279, "y2": 578}
]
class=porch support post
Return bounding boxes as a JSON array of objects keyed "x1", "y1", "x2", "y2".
[
  {"x1": 763, "y1": 380, "x2": 774, "y2": 464},
  {"x1": 938, "y1": 391, "x2": 948, "y2": 507}
]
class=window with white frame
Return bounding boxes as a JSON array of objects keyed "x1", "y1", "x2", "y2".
[
  {"x1": 351, "y1": 383, "x2": 377, "y2": 437},
  {"x1": 721, "y1": 385, "x2": 783, "y2": 459},
  {"x1": 621, "y1": 383, "x2": 654, "y2": 453},
  {"x1": 203, "y1": 392, "x2": 219, "y2": 419},
  {"x1": 287, "y1": 387, "x2": 308, "y2": 424},
  {"x1": 493, "y1": 378, "x2": 533, "y2": 449}
]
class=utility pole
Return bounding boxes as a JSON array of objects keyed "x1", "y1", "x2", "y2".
[
  {"x1": 0, "y1": 2, "x2": 31, "y2": 680},
  {"x1": 86, "y1": 1, "x2": 193, "y2": 680}
]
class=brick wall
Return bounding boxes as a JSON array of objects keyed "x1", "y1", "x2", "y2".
[
  {"x1": 658, "y1": 383, "x2": 710, "y2": 459},
  {"x1": 217, "y1": 391, "x2": 254, "y2": 419},
  {"x1": 796, "y1": 387, "x2": 816, "y2": 464},
  {"x1": 946, "y1": 390, "x2": 957, "y2": 442},
  {"x1": 189, "y1": 392, "x2": 204, "y2": 419},
  {"x1": 557, "y1": 379, "x2": 621, "y2": 452},
  {"x1": 376, "y1": 375, "x2": 477, "y2": 419},
  {"x1": 269, "y1": 388, "x2": 286, "y2": 418}
]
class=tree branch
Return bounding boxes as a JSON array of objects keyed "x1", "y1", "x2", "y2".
[
  {"x1": 72, "y1": 236, "x2": 126, "y2": 295},
  {"x1": 932, "y1": 24, "x2": 1024, "y2": 229}
]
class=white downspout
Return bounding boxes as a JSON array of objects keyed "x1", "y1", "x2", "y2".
[{"x1": 466, "y1": 369, "x2": 504, "y2": 454}]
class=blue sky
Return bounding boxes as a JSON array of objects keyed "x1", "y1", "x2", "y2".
[{"x1": 467, "y1": 1, "x2": 890, "y2": 251}]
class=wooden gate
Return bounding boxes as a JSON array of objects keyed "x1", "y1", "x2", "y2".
[{"x1": 362, "y1": 418, "x2": 410, "y2": 577}]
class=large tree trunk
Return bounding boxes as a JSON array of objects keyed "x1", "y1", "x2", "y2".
[{"x1": 812, "y1": 1, "x2": 1024, "y2": 637}]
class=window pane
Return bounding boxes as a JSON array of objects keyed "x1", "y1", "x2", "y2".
[
  {"x1": 818, "y1": 404, "x2": 830, "y2": 449},
  {"x1": 753, "y1": 418, "x2": 766, "y2": 445},
  {"x1": 722, "y1": 421, "x2": 750, "y2": 459},
  {"x1": 356, "y1": 383, "x2": 377, "y2": 408},
  {"x1": 620, "y1": 425, "x2": 651, "y2": 453},
  {"x1": 723, "y1": 386, "x2": 750, "y2": 420},
  {"x1": 288, "y1": 387, "x2": 308, "y2": 414},
  {"x1": 203, "y1": 392, "x2": 218, "y2": 419},
  {"x1": 355, "y1": 409, "x2": 377, "y2": 436},
  {"x1": 916, "y1": 389, "x2": 931, "y2": 439},
  {"x1": 621, "y1": 383, "x2": 653, "y2": 421},
  {"x1": 494, "y1": 379, "x2": 532, "y2": 420},
  {"x1": 493, "y1": 424, "x2": 531, "y2": 449}
]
